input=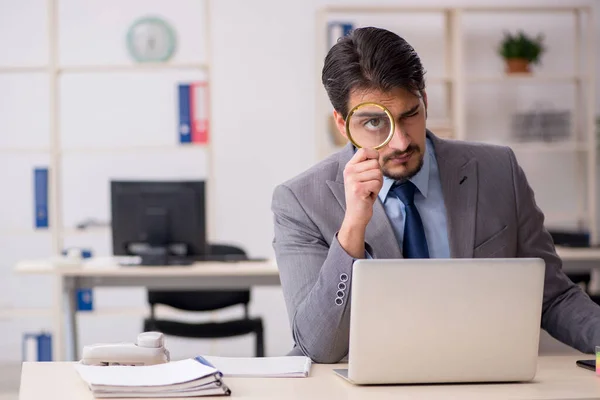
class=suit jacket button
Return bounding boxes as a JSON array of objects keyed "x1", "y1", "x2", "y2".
[
  {"x1": 335, "y1": 297, "x2": 343, "y2": 306},
  {"x1": 340, "y1": 273, "x2": 349, "y2": 282},
  {"x1": 338, "y1": 282, "x2": 346, "y2": 290}
]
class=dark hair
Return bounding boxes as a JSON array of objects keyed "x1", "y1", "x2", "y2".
[{"x1": 322, "y1": 27, "x2": 426, "y2": 119}]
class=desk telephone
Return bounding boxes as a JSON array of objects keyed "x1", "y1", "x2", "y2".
[{"x1": 80, "y1": 331, "x2": 170, "y2": 366}]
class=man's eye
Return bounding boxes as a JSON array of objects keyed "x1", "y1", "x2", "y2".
[{"x1": 365, "y1": 119, "x2": 381, "y2": 128}]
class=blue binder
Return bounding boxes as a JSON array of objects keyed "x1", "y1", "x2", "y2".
[
  {"x1": 34, "y1": 168, "x2": 48, "y2": 228},
  {"x1": 62, "y1": 248, "x2": 95, "y2": 311},
  {"x1": 327, "y1": 22, "x2": 354, "y2": 48},
  {"x1": 22, "y1": 332, "x2": 52, "y2": 361},
  {"x1": 77, "y1": 288, "x2": 94, "y2": 311},
  {"x1": 37, "y1": 333, "x2": 52, "y2": 361},
  {"x1": 178, "y1": 84, "x2": 192, "y2": 144}
]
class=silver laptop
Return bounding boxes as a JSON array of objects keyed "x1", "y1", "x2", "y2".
[{"x1": 335, "y1": 258, "x2": 545, "y2": 385}]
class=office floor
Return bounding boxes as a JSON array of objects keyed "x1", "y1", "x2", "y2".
[{"x1": 0, "y1": 363, "x2": 21, "y2": 400}]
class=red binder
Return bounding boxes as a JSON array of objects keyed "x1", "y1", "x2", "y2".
[{"x1": 190, "y1": 81, "x2": 209, "y2": 144}]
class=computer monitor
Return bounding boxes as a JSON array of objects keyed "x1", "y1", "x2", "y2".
[{"x1": 110, "y1": 180, "x2": 208, "y2": 265}]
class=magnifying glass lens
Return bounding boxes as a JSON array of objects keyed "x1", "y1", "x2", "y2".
[{"x1": 347, "y1": 104, "x2": 394, "y2": 149}]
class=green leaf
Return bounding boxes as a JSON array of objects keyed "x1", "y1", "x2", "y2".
[{"x1": 497, "y1": 30, "x2": 545, "y2": 64}]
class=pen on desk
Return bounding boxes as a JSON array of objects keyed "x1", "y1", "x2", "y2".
[
  {"x1": 194, "y1": 356, "x2": 229, "y2": 392},
  {"x1": 194, "y1": 355, "x2": 216, "y2": 369}
]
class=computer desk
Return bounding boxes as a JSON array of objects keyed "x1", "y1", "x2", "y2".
[
  {"x1": 15, "y1": 259, "x2": 280, "y2": 362},
  {"x1": 18, "y1": 356, "x2": 600, "y2": 400},
  {"x1": 555, "y1": 246, "x2": 600, "y2": 273}
]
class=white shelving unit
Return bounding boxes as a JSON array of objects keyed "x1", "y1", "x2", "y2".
[
  {"x1": 0, "y1": 0, "x2": 215, "y2": 361},
  {"x1": 44, "y1": 2, "x2": 214, "y2": 257},
  {"x1": 316, "y1": 4, "x2": 597, "y2": 245},
  {"x1": 3, "y1": 0, "x2": 216, "y2": 249}
]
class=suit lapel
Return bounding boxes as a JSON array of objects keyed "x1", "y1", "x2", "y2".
[
  {"x1": 326, "y1": 144, "x2": 402, "y2": 259},
  {"x1": 366, "y1": 200, "x2": 403, "y2": 258},
  {"x1": 430, "y1": 134, "x2": 478, "y2": 258}
]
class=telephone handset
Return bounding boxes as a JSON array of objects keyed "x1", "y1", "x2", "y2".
[{"x1": 80, "y1": 331, "x2": 170, "y2": 366}]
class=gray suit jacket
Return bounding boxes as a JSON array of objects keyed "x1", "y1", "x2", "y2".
[{"x1": 271, "y1": 131, "x2": 600, "y2": 363}]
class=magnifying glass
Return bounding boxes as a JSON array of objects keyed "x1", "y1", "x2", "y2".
[{"x1": 345, "y1": 102, "x2": 395, "y2": 149}]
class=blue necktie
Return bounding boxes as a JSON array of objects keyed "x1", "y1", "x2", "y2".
[{"x1": 391, "y1": 181, "x2": 430, "y2": 258}]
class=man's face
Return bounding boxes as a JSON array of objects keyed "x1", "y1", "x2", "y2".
[{"x1": 334, "y1": 87, "x2": 428, "y2": 181}]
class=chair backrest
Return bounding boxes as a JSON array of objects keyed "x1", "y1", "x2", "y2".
[
  {"x1": 147, "y1": 243, "x2": 251, "y2": 312},
  {"x1": 208, "y1": 244, "x2": 247, "y2": 260}
]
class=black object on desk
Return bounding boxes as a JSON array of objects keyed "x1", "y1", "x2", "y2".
[
  {"x1": 576, "y1": 359, "x2": 595, "y2": 372},
  {"x1": 111, "y1": 180, "x2": 209, "y2": 266}
]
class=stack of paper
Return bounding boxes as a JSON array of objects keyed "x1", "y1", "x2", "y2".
[
  {"x1": 199, "y1": 356, "x2": 312, "y2": 378},
  {"x1": 74, "y1": 357, "x2": 231, "y2": 398}
]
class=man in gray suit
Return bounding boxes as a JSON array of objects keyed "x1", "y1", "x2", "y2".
[{"x1": 271, "y1": 27, "x2": 600, "y2": 363}]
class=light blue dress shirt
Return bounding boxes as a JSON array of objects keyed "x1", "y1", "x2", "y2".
[{"x1": 378, "y1": 138, "x2": 451, "y2": 258}]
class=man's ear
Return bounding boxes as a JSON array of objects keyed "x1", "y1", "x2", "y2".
[
  {"x1": 422, "y1": 90, "x2": 428, "y2": 119},
  {"x1": 333, "y1": 110, "x2": 348, "y2": 138}
]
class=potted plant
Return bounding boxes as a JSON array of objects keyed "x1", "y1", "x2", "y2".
[{"x1": 497, "y1": 31, "x2": 545, "y2": 74}]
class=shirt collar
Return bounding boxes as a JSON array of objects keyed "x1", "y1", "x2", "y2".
[{"x1": 378, "y1": 138, "x2": 432, "y2": 203}]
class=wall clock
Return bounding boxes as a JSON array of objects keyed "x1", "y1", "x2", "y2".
[{"x1": 126, "y1": 16, "x2": 177, "y2": 62}]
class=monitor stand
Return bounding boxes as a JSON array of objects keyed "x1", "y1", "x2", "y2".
[
  {"x1": 127, "y1": 242, "x2": 194, "y2": 266},
  {"x1": 140, "y1": 252, "x2": 195, "y2": 266},
  {"x1": 131, "y1": 212, "x2": 198, "y2": 265},
  {"x1": 193, "y1": 253, "x2": 247, "y2": 262}
]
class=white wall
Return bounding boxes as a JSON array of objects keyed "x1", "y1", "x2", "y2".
[{"x1": 0, "y1": 0, "x2": 598, "y2": 363}]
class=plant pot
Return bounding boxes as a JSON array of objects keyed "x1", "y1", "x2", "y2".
[{"x1": 505, "y1": 58, "x2": 531, "y2": 74}]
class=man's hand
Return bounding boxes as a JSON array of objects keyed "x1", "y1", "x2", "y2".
[{"x1": 338, "y1": 148, "x2": 383, "y2": 258}]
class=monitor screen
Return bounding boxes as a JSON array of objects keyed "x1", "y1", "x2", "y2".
[{"x1": 110, "y1": 180, "x2": 208, "y2": 265}]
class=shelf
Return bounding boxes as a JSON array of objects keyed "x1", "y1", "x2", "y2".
[
  {"x1": 0, "y1": 66, "x2": 49, "y2": 74},
  {"x1": 0, "y1": 227, "x2": 111, "y2": 237},
  {"x1": 426, "y1": 77, "x2": 452, "y2": 85},
  {"x1": 0, "y1": 147, "x2": 50, "y2": 154},
  {"x1": 0, "y1": 145, "x2": 207, "y2": 155},
  {"x1": 543, "y1": 211, "x2": 586, "y2": 221},
  {"x1": 324, "y1": 6, "x2": 450, "y2": 13},
  {"x1": 480, "y1": 141, "x2": 588, "y2": 153},
  {"x1": 0, "y1": 63, "x2": 208, "y2": 74},
  {"x1": 462, "y1": 6, "x2": 590, "y2": 13},
  {"x1": 466, "y1": 75, "x2": 584, "y2": 84},
  {"x1": 0, "y1": 305, "x2": 232, "y2": 320},
  {"x1": 0, "y1": 229, "x2": 51, "y2": 237},
  {"x1": 0, "y1": 306, "x2": 151, "y2": 319},
  {"x1": 58, "y1": 63, "x2": 208, "y2": 73},
  {"x1": 77, "y1": 307, "x2": 150, "y2": 317},
  {"x1": 323, "y1": 5, "x2": 589, "y2": 14},
  {"x1": 62, "y1": 226, "x2": 110, "y2": 236},
  {"x1": 59, "y1": 144, "x2": 208, "y2": 154},
  {"x1": 555, "y1": 246, "x2": 600, "y2": 261},
  {"x1": 0, "y1": 307, "x2": 52, "y2": 319}
]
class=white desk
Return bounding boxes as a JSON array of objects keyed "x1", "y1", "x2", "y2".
[
  {"x1": 19, "y1": 356, "x2": 600, "y2": 400},
  {"x1": 15, "y1": 259, "x2": 280, "y2": 362},
  {"x1": 556, "y1": 246, "x2": 600, "y2": 273}
]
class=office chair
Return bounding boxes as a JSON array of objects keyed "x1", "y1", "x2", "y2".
[{"x1": 143, "y1": 244, "x2": 265, "y2": 357}]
